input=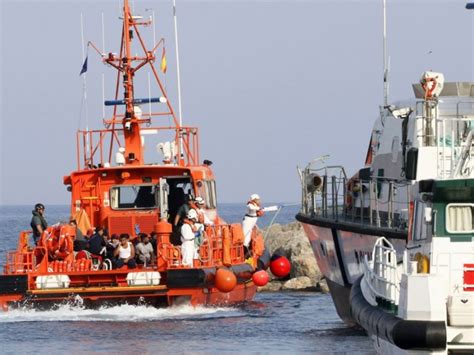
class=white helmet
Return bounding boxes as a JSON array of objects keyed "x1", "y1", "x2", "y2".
[
  {"x1": 195, "y1": 196, "x2": 205, "y2": 205},
  {"x1": 250, "y1": 194, "x2": 260, "y2": 201},
  {"x1": 187, "y1": 209, "x2": 198, "y2": 220}
]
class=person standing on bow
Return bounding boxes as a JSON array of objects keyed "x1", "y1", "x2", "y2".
[
  {"x1": 242, "y1": 194, "x2": 264, "y2": 250},
  {"x1": 180, "y1": 209, "x2": 199, "y2": 266},
  {"x1": 30, "y1": 203, "x2": 47, "y2": 245}
]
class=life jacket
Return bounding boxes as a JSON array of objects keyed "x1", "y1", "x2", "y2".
[
  {"x1": 196, "y1": 209, "x2": 205, "y2": 224},
  {"x1": 247, "y1": 200, "x2": 264, "y2": 217},
  {"x1": 252, "y1": 231, "x2": 265, "y2": 258},
  {"x1": 41, "y1": 225, "x2": 74, "y2": 261}
]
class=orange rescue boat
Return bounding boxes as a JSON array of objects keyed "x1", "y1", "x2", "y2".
[{"x1": 0, "y1": 0, "x2": 274, "y2": 311}]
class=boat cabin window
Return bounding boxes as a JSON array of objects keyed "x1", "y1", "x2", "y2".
[
  {"x1": 413, "y1": 201, "x2": 429, "y2": 241},
  {"x1": 196, "y1": 180, "x2": 217, "y2": 209},
  {"x1": 446, "y1": 203, "x2": 474, "y2": 234},
  {"x1": 110, "y1": 184, "x2": 158, "y2": 210}
]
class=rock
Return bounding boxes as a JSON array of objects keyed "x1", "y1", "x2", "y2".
[
  {"x1": 282, "y1": 276, "x2": 314, "y2": 290},
  {"x1": 316, "y1": 279, "x2": 330, "y2": 293},
  {"x1": 290, "y1": 256, "x2": 322, "y2": 281},
  {"x1": 264, "y1": 222, "x2": 322, "y2": 287},
  {"x1": 257, "y1": 281, "x2": 283, "y2": 292}
]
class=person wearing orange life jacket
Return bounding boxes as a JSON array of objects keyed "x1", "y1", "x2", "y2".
[
  {"x1": 194, "y1": 197, "x2": 213, "y2": 226},
  {"x1": 181, "y1": 209, "x2": 199, "y2": 266},
  {"x1": 192, "y1": 197, "x2": 210, "y2": 253},
  {"x1": 242, "y1": 194, "x2": 264, "y2": 248}
]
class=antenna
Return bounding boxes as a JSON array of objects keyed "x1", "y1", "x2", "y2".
[
  {"x1": 102, "y1": 73, "x2": 106, "y2": 119},
  {"x1": 173, "y1": 0, "x2": 185, "y2": 162},
  {"x1": 383, "y1": 0, "x2": 389, "y2": 106},
  {"x1": 101, "y1": 12, "x2": 105, "y2": 54},
  {"x1": 101, "y1": 13, "x2": 106, "y2": 120},
  {"x1": 80, "y1": 13, "x2": 89, "y2": 132}
]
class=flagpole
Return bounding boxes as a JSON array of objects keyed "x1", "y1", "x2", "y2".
[
  {"x1": 80, "y1": 13, "x2": 90, "y2": 159},
  {"x1": 173, "y1": 0, "x2": 184, "y2": 162}
]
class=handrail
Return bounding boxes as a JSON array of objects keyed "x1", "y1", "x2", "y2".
[
  {"x1": 76, "y1": 124, "x2": 200, "y2": 170},
  {"x1": 363, "y1": 237, "x2": 400, "y2": 306},
  {"x1": 300, "y1": 165, "x2": 410, "y2": 231},
  {"x1": 156, "y1": 223, "x2": 247, "y2": 269}
]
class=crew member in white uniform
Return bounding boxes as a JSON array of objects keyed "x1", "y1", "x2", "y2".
[
  {"x1": 181, "y1": 209, "x2": 198, "y2": 266},
  {"x1": 242, "y1": 194, "x2": 264, "y2": 248}
]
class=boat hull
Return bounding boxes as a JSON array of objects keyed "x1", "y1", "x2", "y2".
[
  {"x1": 0, "y1": 265, "x2": 257, "y2": 311},
  {"x1": 296, "y1": 213, "x2": 406, "y2": 324}
]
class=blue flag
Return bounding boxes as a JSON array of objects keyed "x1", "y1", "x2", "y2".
[{"x1": 80, "y1": 56, "x2": 88, "y2": 75}]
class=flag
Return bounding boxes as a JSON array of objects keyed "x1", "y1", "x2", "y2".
[
  {"x1": 80, "y1": 56, "x2": 88, "y2": 75},
  {"x1": 160, "y1": 48, "x2": 167, "y2": 74}
]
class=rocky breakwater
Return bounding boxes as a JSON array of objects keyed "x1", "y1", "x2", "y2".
[{"x1": 260, "y1": 222, "x2": 329, "y2": 293}]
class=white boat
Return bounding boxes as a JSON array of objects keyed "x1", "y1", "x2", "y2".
[{"x1": 297, "y1": 3, "x2": 474, "y2": 351}]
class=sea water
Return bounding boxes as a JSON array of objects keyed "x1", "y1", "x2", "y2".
[{"x1": 0, "y1": 205, "x2": 373, "y2": 353}]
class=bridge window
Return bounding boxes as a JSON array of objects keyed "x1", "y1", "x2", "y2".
[
  {"x1": 110, "y1": 184, "x2": 158, "y2": 210},
  {"x1": 196, "y1": 180, "x2": 217, "y2": 209},
  {"x1": 446, "y1": 203, "x2": 474, "y2": 234}
]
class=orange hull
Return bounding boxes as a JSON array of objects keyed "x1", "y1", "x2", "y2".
[{"x1": 0, "y1": 268, "x2": 257, "y2": 311}]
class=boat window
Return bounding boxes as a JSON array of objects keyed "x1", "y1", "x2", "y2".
[
  {"x1": 206, "y1": 180, "x2": 217, "y2": 209},
  {"x1": 413, "y1": 201, "x2": 428, "y2": 241},
  {"x1": 391, "y1": 136, "x2": 400, "y2": 163},
  {"x1": 446, "y1": 203, "x2": 474, "y2": 234},
  {"x1": 196, "y1": 180, "x2": 217, "y2": 208},
  {"x1": 110, "y1": 184, "x2": 158, "y2": 210}
]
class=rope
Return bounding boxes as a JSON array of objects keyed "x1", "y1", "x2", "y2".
[{"x1": 263, "y1": 203, "x2": 300, "y2": 240}]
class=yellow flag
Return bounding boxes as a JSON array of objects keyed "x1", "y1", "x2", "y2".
[{"x1": 160, "y1": 48, "x2": 167, "y2": 74}]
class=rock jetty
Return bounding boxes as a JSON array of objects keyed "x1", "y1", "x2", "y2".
[{"x1": 259, "y1": 222, "x2": 329, "y2": 293}]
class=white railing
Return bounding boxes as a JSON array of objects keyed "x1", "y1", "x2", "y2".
[
  {"x1": 363, "y1": 237, "x2": 400, "y2": 306},
  {"x1": 415, "y1": 112, "x2": 474, "y2": 180}
]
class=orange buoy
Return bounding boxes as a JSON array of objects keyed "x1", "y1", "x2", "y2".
[
  {"x1": 270, "y1": 255, "x2": 291, "y2": 278},
  {"x1": 252, "y1": 270, "x2": 269, "y2": 287},
  {"x1": 215, "y1": 268, "x2": 237, "y2": 293}
]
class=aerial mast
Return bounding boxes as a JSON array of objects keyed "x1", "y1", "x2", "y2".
[
  {"x1": 382, "y1": 0, "x2": 389, "y2": 107},
  {"x1": 120, "y1": 0, "x2": 143, "y2": 165}
]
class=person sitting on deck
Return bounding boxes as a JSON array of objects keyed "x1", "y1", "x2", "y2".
[
  {"x1": 88, "y1": 226, "x2": 107, "y2": 257},
  {"x1": 71, "y1": 219, "x2": 88, "y2": 252},
  {"x1": 135, "y1": 233, "x2": 154, "y2": 266},
  {"x1": 181, "y1": 209, "x2": 199, "y2": 266},
  {"x1": 106, "y1": 234, "x2": 119, "y2": 259},
  {"x1": 30, "y1": 203, "x2": 47, "y2": 245},
  {"x1": 150, "y1": 231, "x2": 158, "y2": 250},
  {"x1": 113, "y1": 234, "x2": 137, "y2": 269}
]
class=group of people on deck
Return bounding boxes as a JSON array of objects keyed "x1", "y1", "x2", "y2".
[{"x1": 29, "y1": 193, "x2": 265, "y2": 269}]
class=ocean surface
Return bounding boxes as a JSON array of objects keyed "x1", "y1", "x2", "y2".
[{"x1": 0, "y1": 204, "x2": 373, "y2": 354}]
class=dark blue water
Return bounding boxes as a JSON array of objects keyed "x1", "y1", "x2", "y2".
[{"x1": 0, "y1": 205, "x2": 373, "y2": 353}]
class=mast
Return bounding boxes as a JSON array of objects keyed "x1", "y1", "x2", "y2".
[
  {"x1": 87, "y1": 0, "x2": 194, "y2": 168},
  {"x1": 382, "y1": 0, "x2": 389, "y2": 107},
  {"x1": 121, "y1": 0, "x2": 143, "y2": 165},
  {"x1": 173, "y1": 0, "x2": 185, "y2": 164}
]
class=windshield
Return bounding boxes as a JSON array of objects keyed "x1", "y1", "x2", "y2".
[{"x1": 110, "y1": 184, "x2": 158, "y2": 210}]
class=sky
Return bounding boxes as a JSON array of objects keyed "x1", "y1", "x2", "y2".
[{"x1": 1, "y1": 0, "x2": 474, "y2": 205}]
